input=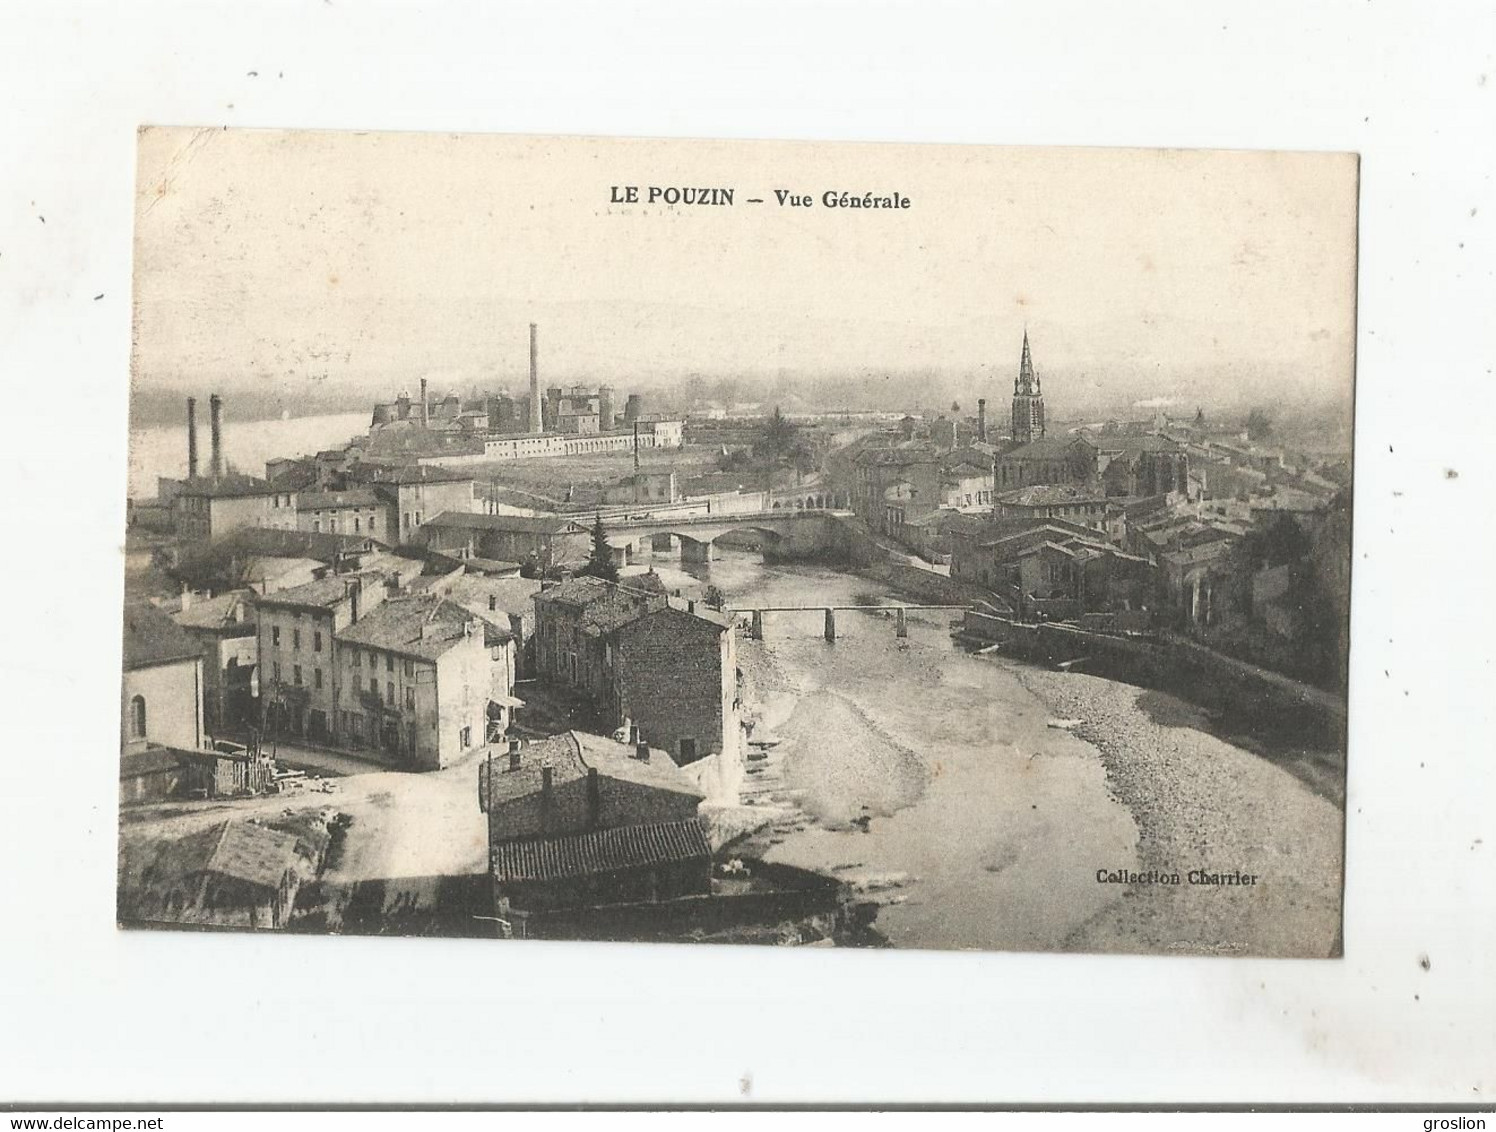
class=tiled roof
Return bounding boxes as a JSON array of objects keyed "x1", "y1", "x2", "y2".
[
  {"x1": 297, "y1": 489, "x2": 381, "y2": 509},
  {"x1": 336, "y1": 595, "x2": 482, "y2": 661},
  {"x1": 1092, "y1": 434, "x2": 1179, "y2": 453},
  {"x1": 996, "y1": 484, "x2": 1108, "y2": 507},
  {"x1": 120, "y1": 746, "x2": 186, "y2": 778},
  {"x1": 173, "y1": 589, "x2": 255, "y2": 631},
  {"x1": 122, "y1": 603, "x2": 201, "y2": 670},
  {"x1": 490, "y1": 818, "x2": 710, "y2": 883},
  {"x1": 480, "y1": 731, "x2": 704, "y2": 811},
  {"x1": 253, "y1": 573, "x2": 377, "y2": 611},
  {"x1": 1000, "y1": 437, "x2": 1095, "y2": 460},
  {"x1": 214, "y1": 527, "x2": 388, "y2": 563},
  {"x1": 436, "y1": 576, "x2": 541, "y2": 618},
  {"x1": 165, "y1": 820, "x2": 302, "y2": 891}
]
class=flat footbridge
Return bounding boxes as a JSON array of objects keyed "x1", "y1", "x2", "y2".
[{"x1": 724, "y1": 603, "x2": 971, "y2": 642}]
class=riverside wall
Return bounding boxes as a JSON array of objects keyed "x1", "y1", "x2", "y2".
[{"x1": 962, "y1": 610, "x2": 1347, "y2": 748}]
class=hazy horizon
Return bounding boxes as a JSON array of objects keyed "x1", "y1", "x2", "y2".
[{"x1": 131, "y1": 130, "x2": 1358, "y2": 428}]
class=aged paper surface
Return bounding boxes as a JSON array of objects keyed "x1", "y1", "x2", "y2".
[{"x1": 120, "y1": 129, "x2": 1355, "y2": 957}]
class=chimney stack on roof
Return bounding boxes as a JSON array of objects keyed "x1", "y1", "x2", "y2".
[
  {"x1": 635, "y1": 740, "x2": 650, "y2": 763},
  {"x1": 186, "y1": 397, "x2": 199, "y2": 480},
  {"x1": 208, "y1": 394, "x2": 225, "y2": 480},
  {"x1": 508, "y1": 737, "x2": 521, "y2": 771}
]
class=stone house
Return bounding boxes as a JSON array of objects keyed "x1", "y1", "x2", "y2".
[
  {"x1": 422, "y1": 512, "x2": 590, "y2": 569},
  {"x1": 614, "y1": 604, "x2": 738, "y2": 766},
  {"x1": 533, "y1": 579, "x2": 737, "y2": 767},
  {"x1": 478, "y1": 731, "x2": 709, "y2": 913},
  {"x1": 122, "y1": 602, "x2": 204, "y2": 755},
  {"x1": 850, "y1": 445, "x2": 942, "y2": 537},
  {"x1": 254, "y1": 572, "x2": 388, "y2": 746},
  {"x1": 331, "y1": 593, "x2": 514, "y2": 769}
]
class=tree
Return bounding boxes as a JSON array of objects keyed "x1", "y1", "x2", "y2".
[
  {"x1": 1246, "y1": 408, "x2": 1274, "y2": 442},
  {"x1": 755, "y1": 405, "x2": 798, "y2": 462},
  {"x1": 703, "y1": 584, "x2": 726, "y2": 611},
  {"x1": 578, "y1": 513, "x2": 619, "y2": 582}
]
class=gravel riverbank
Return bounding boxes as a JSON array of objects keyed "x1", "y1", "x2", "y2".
[{"x1": 1009, "y1": 663, "x2": 1345, "y2": 957}]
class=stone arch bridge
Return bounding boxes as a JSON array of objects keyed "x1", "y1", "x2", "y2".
[{"x1": 601, "y1": 509, "x2": 852, "y2": 565}]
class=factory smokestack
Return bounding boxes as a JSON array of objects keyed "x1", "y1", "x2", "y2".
[
  {"x1": 209, "y1": 394, "x2": 224, "y2": 480},
  {"x1": 420, "y1": 377, "x2": 429, "y2": 430},
  {"x1": 978, "y1": 398, "x2": 987, "y2": 443},
  {"x1": 186, "y1": 397, "x2": 199, "y2": 480},
  {"x1": 528, "y1": 323, "x2": 542, "y2": 434}
]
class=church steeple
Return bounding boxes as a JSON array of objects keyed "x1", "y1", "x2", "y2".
[
  {"x1": 1015, "y1": 329, "x2": 1040, "y2": 396},
  {"x1": 1010, "y1": 329, "x2": 1046, "y2": 444}
]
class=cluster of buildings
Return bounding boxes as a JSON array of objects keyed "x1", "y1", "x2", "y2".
[
  {"x1": 122, "y1": 381, "x2": 744, "y2": 805},
  {"x1": 848, "y1": 332, "x2": 1350, "y2": 682},
  {"x1": 364, "y1": 324, "x2": 684, "y2": 466}
]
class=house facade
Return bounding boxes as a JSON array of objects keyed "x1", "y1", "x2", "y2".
[{"x1": 122, "y1": 603, "x2": 205, "y2": 755}]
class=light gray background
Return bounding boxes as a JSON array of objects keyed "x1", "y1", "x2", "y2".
[{"x1": 1, "y1": 0, "x2": 1491, "y2": 1105}]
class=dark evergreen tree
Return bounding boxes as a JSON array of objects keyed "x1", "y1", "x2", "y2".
[{"x1": 579, "y1": 513, "x2": 619, "y2": 582}]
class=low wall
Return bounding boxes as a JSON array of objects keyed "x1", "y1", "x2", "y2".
[
  {"x1": 822, "y1": 515, "x2": 1002, "y2": 610},
  {"x1": 521, "y1": 862, "x2": 845, "y2": 942},
  {"x1": 962, "y1": 611, "x2": 1347, "y2": 746}
]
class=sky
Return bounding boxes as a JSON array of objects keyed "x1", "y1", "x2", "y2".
[{"x1": 131, "y1": 128, "x2": 1359, "y2": 417}]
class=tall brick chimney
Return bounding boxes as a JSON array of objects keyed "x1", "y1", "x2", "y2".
[
  {"x1": 420, "y1": 377, "x2": 429, "y2": 430},
  {"x1": 978, "y1": 398, "x2": 987, "y2": 443},
  {"x1": 208, "y1": 394, "x2": 224, "y2": 480},
  {"x1": 528, "y1": 323, "x2": 542, "y2": 434},
  {"x1": 186, "y1": 397, "x2": 199, "y2": 480}
]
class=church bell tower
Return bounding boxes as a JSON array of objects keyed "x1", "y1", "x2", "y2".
[{"x1": 1011, "y1": 329, "x2": 1046, "y2": 444}]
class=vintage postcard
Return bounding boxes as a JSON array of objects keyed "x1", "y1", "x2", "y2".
[{"x1": 119, "y1": 129, "x2": 1355, "y2": 956}]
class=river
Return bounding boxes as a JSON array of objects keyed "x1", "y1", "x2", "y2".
[
  {"x1": 625, "y1": 546, "x2": 1344, "y2": 957},
  {"x1": 128, "y1": 410, "x2": 372, "y2": 499}
]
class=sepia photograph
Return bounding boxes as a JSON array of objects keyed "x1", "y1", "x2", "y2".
[{"x1": 118, "y1": 129, "x2": 1357, "y2": 957}]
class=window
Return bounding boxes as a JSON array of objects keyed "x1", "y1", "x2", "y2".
[
  {"x1": 404, "y1": 686, "x2": 415, "y2": 710},
  {"x1": 273, "y1": 661, "x2": 282, "y2": 681},
  {"x1": 385, "y1": 654, "x2": 393, "y2": 673},
  {"x1": 293, "y1": 665, "x2": 303, "y2": 686},
  {"x1": 369, "y1": 677, "x2": 378, "y2": 696},
  {"x1": 293, "y1": 629, "x2": 301, "y2": 650},
  {"x1": 385, "y1": 681, "x2": 395, "y2": 705},
  {"x1": 354, "y1": 517, "x2": 361, "y2": 533},
  {"x1": 129, "y1": 695, "x2": 146, "y2": 739},
  {"x1": 271, "y1": 626, "x2": 280, "y2": 647},
  {"x1": 312, "y1": 520, "x2": 320, "y2": 533},
  {"x1": 403, "y1": 658, "x2": 414, "y2": 677},
  {"x1": 313, "y1": 631, "x2": 322, "y2": 653},
  {"x1": 314, "y1": 668, "x2": 323, "y2": 690},
  {"x1": 488, "y1": 595, "x2": 497, "y2": 612},
  {"x1": 460, "y1": 726, "x2": 472, "y2": 749},
  {"x1": 352, "y1": 649, "x2": 361, "y2": 668},
  {"x1": 403, "y1": 512, "x2": 411, "y2": 531}
]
